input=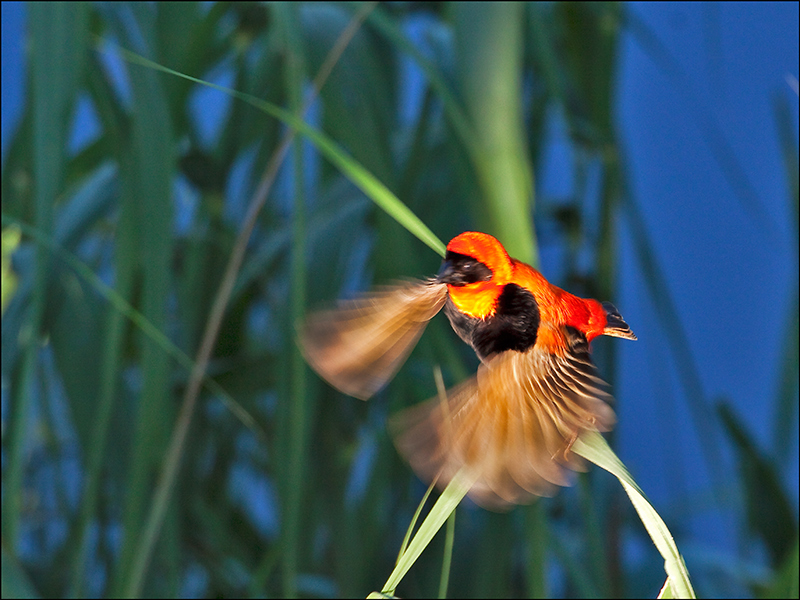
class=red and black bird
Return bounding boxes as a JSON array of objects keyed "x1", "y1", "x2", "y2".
[{"x1": 301, "y1": 231, "x2": 636, "y2": 508}]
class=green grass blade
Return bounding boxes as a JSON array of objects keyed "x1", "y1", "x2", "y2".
[
  {"x1": 453, "y1": 2, "x2": 536, "y2": 263},
  {"x1": 276, "y1": 4, "x2": 310, "y2": 597},
  {"x1": 771, "y1": 92, "x2": 799, "y2": 463},
  {"x1": 112, "y1": 7, "x2": 177, "y2": 592},
  {"x1": 718, "y1": 404, "x2": 797, "y2": 564},
  {"x1": 391, "y1": 368, "x2": 447, "y2": 578},
  {"x1": 70, "y1": 273, "x2": 128, "y2": 599},
  {"x1": 396, "y1": 479, "x2": 438, "y2": 563},
  {"x1": 572, "y1": 431, "x2": 696, "y2": 599},
  {"x1": 4, "y1": 0, "x2": 88, "y2": 549},
  {"x1": 523, "y1": 502, "x2": 548, "y2": 598},
  {"x1": 433, "y1": 365, "x2": 455, "y2": 600},
  {"x1": 763, "y1": 538, "x2": 799, "y2": 599},
  {"x1": 380, "y1": 468, "x2": 477, "y2": 596},
  {"x1": 1, "y1": 215, "x2": 263, "y2": 441},
  {"x1": 437, "y1": 509, "x2": 455, "y2": 599},
  {"x1": 657, "y1": 576, "x2": 678, "y2": 599},
  {"x1": 99, "y1": 39, "x2": 446, "y2": 258},
  {"x1": 0, "y1": 213, "x2": 265, "y2": 598}
]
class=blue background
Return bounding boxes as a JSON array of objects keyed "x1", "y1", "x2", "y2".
[{"x1": 2, "y1": 1, "x2": 798, "y2": 596}]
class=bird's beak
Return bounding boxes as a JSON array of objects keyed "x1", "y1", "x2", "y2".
[{"x1": 436, "y1": 259, "x2": 456, "y2": 284}]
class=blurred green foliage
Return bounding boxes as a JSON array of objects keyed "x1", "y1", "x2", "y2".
[{"x1": 1, "y1": 2, "x2": 796, "y2": 599}]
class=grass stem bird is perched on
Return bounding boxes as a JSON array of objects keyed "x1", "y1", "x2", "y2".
[{"x1": 300, "y1": 232, "x2": 636, "y2": 509}]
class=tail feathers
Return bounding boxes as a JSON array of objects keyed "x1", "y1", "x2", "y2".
[{"x1": 601, "y1": 302, "x2": 637, "y2": 340}]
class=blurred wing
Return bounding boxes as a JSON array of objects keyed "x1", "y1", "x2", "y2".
[
  {"x1": 300, "y1": 280, "x2": 448, "y2": 400},
  {"x1": 391, "y1": 325, "x2": 616, "y2": 509}
]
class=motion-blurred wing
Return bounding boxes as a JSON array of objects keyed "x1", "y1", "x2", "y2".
[
  {"x1": 391, "y1": 325, "x2": 616, "y2": 509},
  {"x1": 300, "y1": 280, "x2": 448, "y2": 400}
]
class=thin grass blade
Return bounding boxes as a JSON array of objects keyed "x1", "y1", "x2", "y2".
[
  {"x1": 572, "y1": 431, "x2": 696, "y2": 599},
  {"x1": 380, "y1": 468, "x2": 476, "y2": 596},
  {"x1": 99, "y1": 40, "x2": 446, "y2": 257}
]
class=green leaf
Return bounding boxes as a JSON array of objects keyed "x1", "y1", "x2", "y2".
[
  {"x1": 761, "y1": 538, "x2": 799, "y2": 600},
  {"x1": 381, "y1": 469, "x2": 477, "y2": 596},
  {"x1": 4, "y1": 0, "x2": 89, "y2": 549},
  {"x1": 572, "y1": 432, "x2": 696, "y2": 599},
  {"x1": 718, "y1": 404, "x2": 798, "y2": 565},
  {"x1": 453, "y1": 2, "x2": 536, "y2": 264},
  {"x1": 101, "y1": 39, "x2": 446, "y2": 258}
]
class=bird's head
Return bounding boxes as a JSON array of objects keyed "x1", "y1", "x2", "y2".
[{"x1": 437, "y1": 231, "x2": 513, "y2": 287}]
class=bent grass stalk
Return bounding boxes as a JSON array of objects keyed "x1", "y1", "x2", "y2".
[{"x1": 370, "y1": 431, "x2": 695, "y2": 599}]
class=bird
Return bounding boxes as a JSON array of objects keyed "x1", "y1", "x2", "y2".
[{"x1": 300, "y1": 231, "x2": 636, "y2": 509}]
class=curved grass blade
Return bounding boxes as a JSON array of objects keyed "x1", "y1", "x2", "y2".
[
  {"x1": 370, "y1": 380, "x2": 696, "y2": 599},
  {"x1": 97, "y1": 38, "x2": 446, "y2": 258},
  {"x1": 396, "y1": 478, "x2": 438, "y2": 564},
  {"x1": 380, "y1": 468, "x2": 477, "y2": 597},
  {"x1": 572, "y1": 431, "x2": 696, "y2": 599},
  {"x1": 379, "y1": 367, "x2": 456, "y2": 598}
]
